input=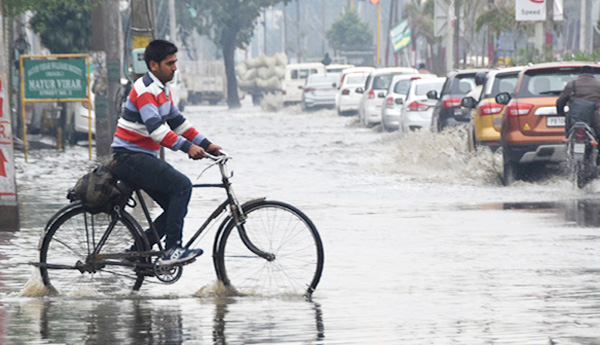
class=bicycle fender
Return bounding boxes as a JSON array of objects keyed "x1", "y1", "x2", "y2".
[{"x1": 211, "y1": 197, "x2": 267, "y2": 279}]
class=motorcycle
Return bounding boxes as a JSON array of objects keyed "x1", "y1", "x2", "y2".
[{"x1": 566, "y1": 121, "x2": 599, "y2": 188}]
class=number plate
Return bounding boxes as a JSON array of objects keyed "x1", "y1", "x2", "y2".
[
  {"x1": 573, "y1": 143, "x2": 585, "y2": 154},
  {"x1": 546, "y1": 116, "x2": 565, "y2": 127}
]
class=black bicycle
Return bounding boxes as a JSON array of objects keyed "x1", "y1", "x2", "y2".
[{"x1": 32, "y1": 153, "x2": 324, "y2": 297}]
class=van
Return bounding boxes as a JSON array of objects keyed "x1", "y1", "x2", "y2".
[{"x1": 282, "y1": 63, "x2": 326, "y2": 105}]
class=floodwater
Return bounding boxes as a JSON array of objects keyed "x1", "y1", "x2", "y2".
[{"x1": 2, "y1": 100, "x2": 600, "y2": 344}]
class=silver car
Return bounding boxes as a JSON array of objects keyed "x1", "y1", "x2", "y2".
[
  {"x1": 381, "y1": 74, "x2": 435, "y2": 131},
  {"x1": 399, "y1": 77, "x2": 446, "y2": 133},
  {"x1": 301, "y1": 73, "x2": 340, "y2": 111}
]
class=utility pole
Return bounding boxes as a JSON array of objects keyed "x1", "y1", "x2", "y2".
[
  {"x1": 169, "y1": 0, "x2": 178, "y2": 47},
  {"x1": 453, "y1": 0, "x2": 460, "y2": 69},
  {"x1": 544, "y1": 0, "x2": 554, "y2": 60},
  {"x1": 580, "y1": 0, "x2": 591, "y2": 53},
  {"x1": 0, "y1": 0, "x2": 19, "y2": 230},
  {"x1": 91, "y1": 0, "x2": 122, "y2": 158}
]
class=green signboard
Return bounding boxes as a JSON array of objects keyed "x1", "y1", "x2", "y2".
[
  {"x1": 23, "y1": 57, "x2": 88, "y2": 100},
  {"x1": 390, "y1": 20, "x2": 412, "y2": 53}
]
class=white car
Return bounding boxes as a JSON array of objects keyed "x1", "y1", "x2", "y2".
[
  {"x1": 66, "y1": 91, "x2": 96, "y2": 144},
  {"x1": 282, "y1": 63, "x2": 326, "y2": 105},
  {"x1": 300, "y1": 73, "x2": 339, "y2": 111},
  {"x1": 381, "y1": 74, "x2": 436, "y2": 131},
  {"x1": 357, "y1": 67, "x2": 419, "y2": 127},
  {"x1": 336, "y1": 71, "x2": 371, "y2": 115},
  {"x1": 399, "y1": 77, "x2": 446, "y2": 133}
]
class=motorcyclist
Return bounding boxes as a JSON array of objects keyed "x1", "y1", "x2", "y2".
[{"x1": 556, "y1": 65, "x2": 600, "y2": 137}]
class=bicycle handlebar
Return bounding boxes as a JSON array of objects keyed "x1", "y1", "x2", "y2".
[{"x1": 205, "y1": 150, "x2": 230, "y2": 162}]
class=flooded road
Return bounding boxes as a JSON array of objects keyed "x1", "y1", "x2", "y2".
[{"x1": 2, "y1": 101, "x2": 600, "y2": 344}]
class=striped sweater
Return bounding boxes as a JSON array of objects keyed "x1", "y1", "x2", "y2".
[{"x1": 111, "y1": 72, "x2": 210, "y2": 156}]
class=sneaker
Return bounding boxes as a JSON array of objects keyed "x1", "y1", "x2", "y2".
[{"x1": 159, "y1": 246, "x2": 203, "y2": 265}]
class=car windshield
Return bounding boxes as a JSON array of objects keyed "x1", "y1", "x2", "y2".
[
  {"x1": 440, "y1": 74, "x2": 476, "y2": 96},
  {"x1": 393, "y1": 80, "x2": 412, "y2": 94},
  {"x1": 517, "y1": 67, "x2": 600, "y2": 97},
  {"x1": 415, "y1": 81, "x2": 444, "y2": 96},
  {"x1": 486, "y1": 73, "x2": 519, "y2": 98},
  {"x1": 372, "y1": 75, "x2": 394, "y2": 90}
]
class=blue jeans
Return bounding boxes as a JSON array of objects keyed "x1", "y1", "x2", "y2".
[{"x1": 112, "y1": 151, "x2": 192, "y2": 249}]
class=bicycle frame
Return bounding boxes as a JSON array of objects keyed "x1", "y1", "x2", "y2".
[{"x1": 120, "y1": 154, "x2": 274, "y2": 263}]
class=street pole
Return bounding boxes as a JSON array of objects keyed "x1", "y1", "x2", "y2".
[
  {"x1": 169, "y1": 0, "x2": 178, "y2": 47},
  {"x1": 92, "y1": 0, "x2": 122, "y2": 159},
  {"x1": 453, "y1": 0, "x2": 460, "y2": 69},
  {"x1": 376, "y1": 2, "x2": 381, "y2": 66},
  {"x1": 544, "y1": 0, "x2": 554, "y2": 61},
  {"x1": 0, "y1": 0, "x2": 20, "y2": 230}
]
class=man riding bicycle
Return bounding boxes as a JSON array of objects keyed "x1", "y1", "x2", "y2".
[
  {"x1": 111, "y1": 39, "x2": 222, "y2": 265},
  {"x1": 556, "y1": 65, "x2": 600, "y2": 137}
]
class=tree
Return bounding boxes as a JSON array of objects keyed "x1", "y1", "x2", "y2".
[
  {"x1": 326, "y1": 8, "x2": 372, "y2": 52},
  {"x1": 475, "y1": 2, "x2": 514, "y2": 66},
  {"x1": 3, "y1": 0, "x2": 93, "y2": 53},
  {"x1": 402, "y1": 0, "x2": 437, "y2": 69},
  {"x1": 181, "y1": 0, "x2": 291, "y2": 109}
]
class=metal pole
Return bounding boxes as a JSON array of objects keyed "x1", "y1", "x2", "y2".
[
  {"x1": 377, "y1": 2, "x2": 381, "y2": 66},
  {"x1": 19, "y1": 56, "x2": 27, "y2": 163}
]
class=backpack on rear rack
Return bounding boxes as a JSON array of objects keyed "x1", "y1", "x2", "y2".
[{"x1": 67, "y1": 156, "x2": 122, "y2": 214}]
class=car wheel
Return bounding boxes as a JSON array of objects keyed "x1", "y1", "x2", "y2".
[
  {"x1": 467, "y1": 125, "x2": 476, "y2": 152},
  {"x1": 502, "y1": 154, "x2": 519, "y2": 186}
]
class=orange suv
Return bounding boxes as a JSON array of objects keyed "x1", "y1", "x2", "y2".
[{"x1": 495, "y1": 62, "x2": 600, "y2": 185}]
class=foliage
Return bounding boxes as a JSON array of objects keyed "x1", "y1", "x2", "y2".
[
  {"x1": 325, "y1": 8, "x2": 372, "y2": 51},
  {"x1": 562, "y1": 49, "x2": 600, "y2": 62},
  {"x1": 179, "y1": 0, "x2": 291, "y2": 108},
  {"x1": 402, "y1": 0, "x2": 436, "y2": 45},
  {"x1": 181, "y1": 0, "x2": 290, "y2": 49},
  {"x1": 3, "y1": 0, "x2": 94, "y2": 54},
  {"x1": 474, "y1": 3, "x2": 514, "y2": 37}
]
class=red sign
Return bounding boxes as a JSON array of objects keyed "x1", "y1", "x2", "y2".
[
  {"x1": 370, "y1": 0, "x2": 380, "y2": 4},
  {"x1": 0, "y1": 150, "x2": 6, "y2": 177}
]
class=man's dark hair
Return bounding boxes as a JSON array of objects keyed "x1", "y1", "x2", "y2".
[
  {"x1": 581, "y1": 65, "x2": 593, "y2": 74},
  {"x1": 144, "y1": 39, "x2": 178, "y2": 69}
]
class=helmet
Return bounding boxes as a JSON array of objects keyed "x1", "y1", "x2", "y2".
[{"x1": 474, "y1": 71, "x2": 487, "y2": 86}]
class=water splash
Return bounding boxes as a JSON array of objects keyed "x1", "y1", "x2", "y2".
[
  {"x1": 19, "y1": 268, "x2": 52, "y2": 297},
  {"x1": 194, "y1": 280, "x2": 240, "y2": 298},
  {"x1": 260, "y1": 93, "x2": 284, "y2": 112},
  {"x1": 387, "y1": 127, "x2": 499, "y2": 185}
]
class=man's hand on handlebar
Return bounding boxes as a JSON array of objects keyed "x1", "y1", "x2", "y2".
[
  {"x1": 188, "y1": 144, "x2": 206, "y2": 160},
  {"x1": 207, "y1": 143, "x2": 223, "y2": 156},
  {"x1": 188, "y1": 143, "x2": 223, "y2": 160}
]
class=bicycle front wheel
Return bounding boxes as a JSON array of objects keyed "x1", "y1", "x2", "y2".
[
  {"x1": 215, "y1": 200, "x2": 324, "y2": 297},
  {"x1": 39, "y1": 202, "x2": 149, "y2": 295}
]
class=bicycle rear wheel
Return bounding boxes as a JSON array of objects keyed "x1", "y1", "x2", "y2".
[
  {"x1": 39, "y1": 202, "x2": 149, "y2": 295},
  {"x1": 215, "y1": 200, "x2": 324, "y2": 297}
]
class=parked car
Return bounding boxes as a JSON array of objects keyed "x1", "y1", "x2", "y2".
[
  {"x1": 495, "y1": 62, "x2": 600, "y2": 185},
  {"x1": 65, "y1": 90, "x2": 96, "y2": 145},
  {"x1": 326, "y1": 64, "x2": 355, "y2": 73},
  {"x1": 462, "y1": 67, "x2": 523, "y2": 152},
  {"x1": 357, "y1": 67, "x2": 419, "y2": 127},
  {"x1": 170, "y1": 70, "x2": 188, "y2": 111},
  {"x1": 398, "y1": 77, "x2": 446, "y2": 133},
  {"x1": 429, "y1": 68, "x2": 489, "y2": 132},
  {"x1": 300, "y1": 73, "x2": 339, "y2": 111},
  {"x1": 282, "y1": 63, "x2": 326, "y2": 106},
  {"x1": 336, "y1": 70, "x2": 371, "y2": 115},
  {"x1": 381, "y1": 73, "x2": 436, "y2": 131}
]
